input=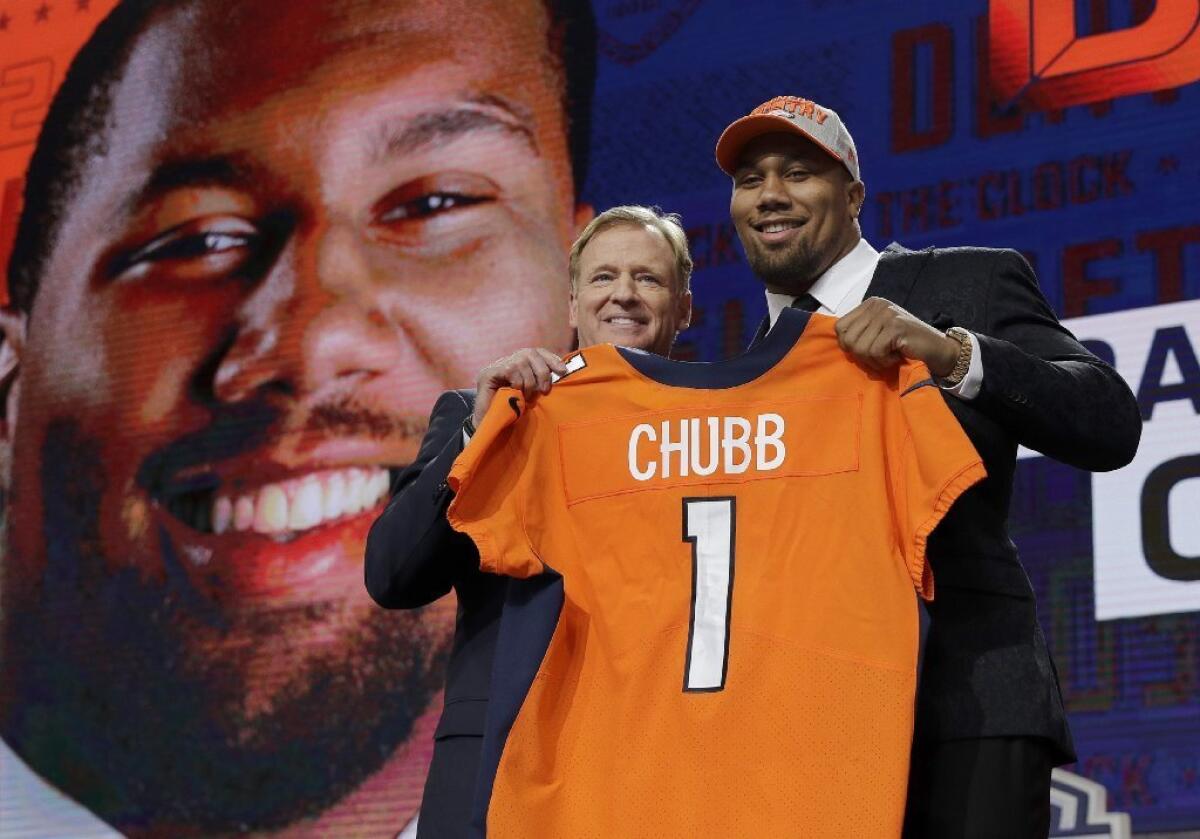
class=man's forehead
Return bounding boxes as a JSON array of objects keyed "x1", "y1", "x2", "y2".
[
  {"x1": 735, "y1": 133, "x2": 834, "y2": 170},
  {"x1": 88, "y1": 0, "x2": 553, "y2": 198},
  {"x1": 137, "y1": 0, "x2": 546, "y2": 116},
  {"x1": 583, "y1": 224, "x2": 674, "y2": 262},
  {"x1": 41, "y1": 0, "x2": 561, "y2": 275}
]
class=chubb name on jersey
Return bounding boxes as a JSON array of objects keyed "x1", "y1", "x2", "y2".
[{"x1": 627, "y1": 413, "x2": 786, "y2": 481}]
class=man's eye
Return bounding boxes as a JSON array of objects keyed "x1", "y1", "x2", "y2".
[
  {"x1": 591, "y1": 273, "x2": 613, "y2": 283},
  {"x1": 373, "y1": 173, "x2": 498, "y2": 229},
  {"x1": 377, "y1": 192, "x2": 488, "y2": 223},
  {"x1": 786, "y1": 169, "x2": 810, "y2": 180},
  {"x1": 114, "y1": 217, "x2": 259, "y2": 280},
  {"x1": 131, "y1": 231, "x2": 253, "y2": 263},
  {"x1": 738, "y1": 175, "x2": 762, "y2": 188},
  {"x1": 637, "y1": 275, "x2": 662, "y2": 285}
]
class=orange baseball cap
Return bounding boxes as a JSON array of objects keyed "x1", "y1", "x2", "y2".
[{"x1": 715, "y1": 96, "x2": 860, "y2": 181}]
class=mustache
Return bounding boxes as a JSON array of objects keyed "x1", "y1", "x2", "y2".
[
  {"x1": 308, "y1": 395, "x2": 428, "y2": 439},
  {"x1": 136, "y1": 396, "x2": 429, "y2": 495}
]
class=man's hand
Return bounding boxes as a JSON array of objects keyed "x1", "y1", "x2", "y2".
[
  {"x1": 472, "y1": 348, "x2": 568, "y2": 429},
  {"x1": 834, "y1": 297, "x2": 959, "y2": 376}
]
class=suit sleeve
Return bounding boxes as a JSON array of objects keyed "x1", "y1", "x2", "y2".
[
  {"x1": 973, "y1": 250, "x2": 1142, "y2": 471},
  {"x1": 447, "y1": 390, "x2": 545, "y2": 579},
  {"x1": 889, "y1": 362, "x2": 988, "y2": 599},
  {"x1": 364, "y1": 390, "x2": 474, "y2": 608}
]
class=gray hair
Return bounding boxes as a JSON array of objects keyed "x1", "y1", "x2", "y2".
[{"x1": 568, "y1": 205, "x2": 693, "y2": 292}]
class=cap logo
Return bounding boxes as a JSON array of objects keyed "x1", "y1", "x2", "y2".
[{"x1": 752, "y1": 95, "x2": 829, "y2": 126}]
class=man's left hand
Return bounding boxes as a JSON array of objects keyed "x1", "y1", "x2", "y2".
[{"x1": 835, "y1": 297, "x2": 959, "y2": 376}]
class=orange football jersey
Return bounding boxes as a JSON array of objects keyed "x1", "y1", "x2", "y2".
[{"x1": 448, "y1": 310, "x2": 985, "y2": 837}]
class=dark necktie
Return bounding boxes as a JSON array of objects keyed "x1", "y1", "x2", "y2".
[{"x1": 789, "y1": 293, "x2": 821, "y2": 313}]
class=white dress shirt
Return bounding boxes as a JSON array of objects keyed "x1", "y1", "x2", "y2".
[
  {"x1": 765, "y1": 238, "x2": 983, "y2": 399},
  {"x1": 0, "y1": 739, "x2": 122, "y2": 838},
  {"x1": 1, "y1": 739, "x2": 420, "y2": 839}
]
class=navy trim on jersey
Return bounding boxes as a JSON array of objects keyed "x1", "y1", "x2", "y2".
[
  {"x1": 616, "y1": 307, "x2": 812, "y2": 389},
  {"x1": 469, "y1": 571, "x2": 565, "y2": 838},
  {"x1": 901, "y1": 377, "x2": 937, "y2": 396}
]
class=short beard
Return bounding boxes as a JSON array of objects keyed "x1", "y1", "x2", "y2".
[
  {"x1": 0, "y1": 420, "x2": 447, "y2": 834},
  {"x1": 743, "y1": 241, "x2": 824, "y2": 295}
]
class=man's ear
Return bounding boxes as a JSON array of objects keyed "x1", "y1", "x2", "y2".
[
  {"x1": 848, "y1": 180, "x2": 866, "y2": 219},
  {"x1": 676, "y1": 290, "x2": 694, "y2": 332},
  {"x1": 0, "y1": 306, "x2": 26, "y2": 443},
  {"x1": 568, "y1": 287, "x2": 579, "y2": 330}
]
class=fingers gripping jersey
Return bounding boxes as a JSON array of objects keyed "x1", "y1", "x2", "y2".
[{"x1": 448, "y1": 310, "x2": 985, "y2": 838}]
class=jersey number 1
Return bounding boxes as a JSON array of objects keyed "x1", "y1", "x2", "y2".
[{"x1": 681, "y1": 497, "x2": 736, "y2": 692}]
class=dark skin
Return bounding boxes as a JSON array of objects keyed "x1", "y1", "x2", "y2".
[
  {"x1": 0, "y1": 0, "x2": 587, "y2": 834},
  {"x1": 729, "y1": 132, "x2": 960, "y2": 377}
]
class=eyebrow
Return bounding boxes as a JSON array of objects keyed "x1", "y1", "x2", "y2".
[
  {"x1": 121, "y1": 96, "x2": 538, "y2": 213},
  {"x1": 125, "y1": 155, "x2": 274, "y2": 214},
  {"x1": 589, "y1": 263, "x2": 665, "y2": 276},
  {"x1": 374, "y1": 96, "x2": 539, "y2": 163},
  {"x1": 735, "y1": 151, "x2": 827, "y2": 175}
]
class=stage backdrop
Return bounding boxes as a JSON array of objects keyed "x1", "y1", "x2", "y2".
[{"x1": 1, "y1": 0, "x2": 1197, "y2": 836}]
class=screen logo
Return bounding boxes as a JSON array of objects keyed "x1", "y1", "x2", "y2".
[{"x1": 989, "y1": 0, "x2": 1200, "y2": 108}]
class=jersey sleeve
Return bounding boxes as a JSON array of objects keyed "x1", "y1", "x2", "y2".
[
  {"x1": 887, "y1": 361, "x2": 987, "y2": 600},
  {"x1": 447, "y1": 389, "x2": 545, "y2": 579}
]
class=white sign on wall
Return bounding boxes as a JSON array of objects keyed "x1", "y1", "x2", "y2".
[{"x1": 1023, "y1": 299, "x2": 1200, "y2": 620}]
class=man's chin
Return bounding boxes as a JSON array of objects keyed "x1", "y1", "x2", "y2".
[
  {"x1": 746, "y1": 246, "x2": 819, "y2": 292},
  {"x1": 2, "y1": 556, "x2": 451, "y2": 835}
]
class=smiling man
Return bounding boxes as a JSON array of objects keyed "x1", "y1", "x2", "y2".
[
  {"x1": 0, "y1": 0, "x2": 594, "y2": 835},
  {"x1": 365, "y1": 205, "x2": 692, "y2": 838},
  {"x1": 717, "y1": 95, "x2": 1140, "y2": 838}
]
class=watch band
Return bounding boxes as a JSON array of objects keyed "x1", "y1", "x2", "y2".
[{"x1": 941, "y1": 326, "x2": 973, "y2": 386}]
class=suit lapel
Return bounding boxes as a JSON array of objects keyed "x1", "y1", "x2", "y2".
[
  {"x1": 749, "y1": 315, "x2": 771, "y2": 347},
  {"x1": 865, "y1": 242, "x2": 932, "y2": 307}
]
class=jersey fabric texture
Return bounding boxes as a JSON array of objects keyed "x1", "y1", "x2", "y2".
[{"x1": 447, "y1": 309, "x2": 985, "y2": 838}]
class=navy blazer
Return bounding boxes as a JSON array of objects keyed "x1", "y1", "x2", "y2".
[{"x1": 365, "y1": 388, "x2": 503, "y2": 742}]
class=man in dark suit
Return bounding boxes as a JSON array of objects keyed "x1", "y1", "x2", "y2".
[
  {"x1": 364, "y1": 205, "x2": 694, "y2": 838},
  {"x1": 715, "y1": 96, "x2": 1141, "y2": 838}
]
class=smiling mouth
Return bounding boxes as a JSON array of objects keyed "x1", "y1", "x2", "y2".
[
  {"x1": 161, "y1": 466, "x2": 392, "y2": 539},
  {"x1": 753, "y1": 219, "x2": 805, "y2": 233},
  {"x1": 603, "y1": 316, "x2": 647, "y2": 327}
]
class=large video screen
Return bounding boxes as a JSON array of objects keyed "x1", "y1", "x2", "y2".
[{"x1": 1, "y1": 0, "x2": 1196, "y2": 835}]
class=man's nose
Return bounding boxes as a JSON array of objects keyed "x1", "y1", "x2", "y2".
[
  {"x1": 212, "y1": 224, "x2": 400, "y2": 404},
  {"x1": 755, "y1": 172, "x2": 791, "y2": 211},
  {"x1": 608, "y1": 273, "x2": 639, "y2": 304}
]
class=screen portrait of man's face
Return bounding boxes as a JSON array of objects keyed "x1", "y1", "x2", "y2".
[{"x1": 0, "y1": 0, "x2": 588, "y2": 834}]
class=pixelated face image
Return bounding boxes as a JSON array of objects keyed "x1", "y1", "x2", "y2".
[
  {"x1": 570, "y1": 223, "x2": 691, "y2": 356},
  {"x1": 0, "y1": 0, "x2": 584, "y2": 832},
  {"x1": 729, "y1": 132, "x2": 863, "y2": 294}
]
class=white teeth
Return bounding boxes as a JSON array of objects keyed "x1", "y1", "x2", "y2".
[
  {"x1": 201, "y1": 466, "x2": 391, "y2": 538},
  {"x1": 346, "y1": 469, "x2": 367, "y2": 515},
  {"x1": 234, "y1": 495, "x2": 255, "y2": 531},
  {"x1": 288, "y1": 477, "x2": 323, "y2": 530},
  {"x1": 254, "y1": 485, "x2": 288, "y2": 534},
  {"x1": 324, "y1": 471, "x2": 346, "y2": 520},
  {"x1": 213, "y1": 497, "x2": 233, "y2": 535},
  {"x1": 763, "y1": 222, "x2": 794, "y2": 233}
]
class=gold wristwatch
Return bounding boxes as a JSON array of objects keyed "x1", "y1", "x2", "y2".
[{"x1": 941, "y1": 326, "x2": 973, "y2": 386}]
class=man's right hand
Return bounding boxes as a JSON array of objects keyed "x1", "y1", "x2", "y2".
[{"x1": 472, "y1": 348, "x2": 568, "y2": 430}]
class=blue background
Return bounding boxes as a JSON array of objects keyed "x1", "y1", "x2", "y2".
[{"x1": 582, "y1": 0, "x2": 1200, "y2": 830}]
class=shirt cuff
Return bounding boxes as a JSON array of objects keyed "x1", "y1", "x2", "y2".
[
  {"x1": 941, "y1": 332, "x2": 983, "y2": 401},
  {"x1": 462, "y1": 427, "x2": 473, "y2": 446}
]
